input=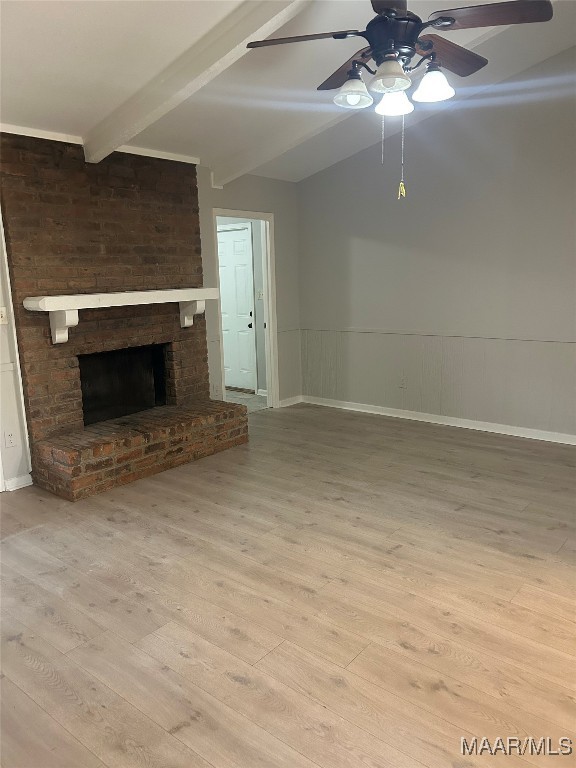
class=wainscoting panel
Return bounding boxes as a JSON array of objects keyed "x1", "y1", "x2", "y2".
[
  {"x1": 302, "y1": 329, "x2": 576, "y2": 435},
  {"x1": 278, "y1": 329, "x2": 303, "y2": 403}
]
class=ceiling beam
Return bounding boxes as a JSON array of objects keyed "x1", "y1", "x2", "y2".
[{"x1": 83, "y1": 0, "x2": 311, "y2": 164}]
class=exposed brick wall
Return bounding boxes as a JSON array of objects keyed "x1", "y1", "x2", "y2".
[{"x1": 0, "y1": 133, "x2": 248, "y2": 499}]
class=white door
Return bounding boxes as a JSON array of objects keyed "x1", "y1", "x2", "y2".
[{"x1": 217, "y1": 224, "x2": 257, "y2": 391}]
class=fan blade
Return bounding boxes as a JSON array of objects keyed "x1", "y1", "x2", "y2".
[
  {"x1": 317, "y1": 47, "x2": 373, "y2": 90},
  {"x1": 429, "y1": 0, "x2": 553, "y2": 30},
  {"x1": 416, "y1": 34, "x2": 488, "y2": 76},
  {"x1": 371, "y1": 1, "x2": 408, "y2": 14},
  {"x1": 247, "y1": 30, "x2": 361, "y2": 48}
]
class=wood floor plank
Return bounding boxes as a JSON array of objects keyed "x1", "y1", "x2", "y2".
[
  {"x1": 386, "y1": 525, "x2": 576, "y2": 599},
  {"x1": 511, "y1": 584, "x2": 576, "y2": 624},
  {"x1": 115, "y1": 477, "x2": 278, "y2": 534},
  {"x1": 0, "y1": 537, "x2": 166, "y2": 643},
  {"x1": 185, "y1": 453, "x2": 572, "y2": 559},
  {"x1": 319, "y1": 570, "x2": 576, "y2": 656},
  {"x1": 338, "y1": 554, "x2": 523, "y2": 603},
  {"x1": 313, "y1": 580, "x2": 575, "y2": 690},
  {"x1": 87, "y1": 496, "x2": 347, "y2": 594},
  {"x1": 69, "y1": 630, "x2": 319, "y2": 768},
  {"x1": 0, "y1": 562, "x2": 105, "y2": 653},
  {"x1": 554, "y1": 542, "x2": 576, "y2": 569},
  {"x1": 0, "y1": 675, "x2": 107, "y2": 768},
  {"x1": 308, "y1": 584, "x2": 576, "y2": 729},
  {"x1": 125, "y1": 553, "x2": 368, "y2": 667},
  {"x1": 136, "y1": 621, "x2": 426, "y2": 768},
  {"x1": 0, "y1": 614, "x2": 212, "y2": 768},
  {"x1": 33, "y1": 518, "x2": 366, "y2": 666},
  {"x1": 347, "y1": 643, "x2": 574, "y2": 768},
  {"x1": 176, "y1": 541, "x2": 331, "y2": 605},
  {"x1": 255, "y1": 640, "x2": 530, "y2": 768},
  {"x1": 1, "y1": 404, "x2": 574, "y2": 768},
  {"x1": 0, "y1": 486, "x2": 75, "y2": 540},
  {"x1": 21, "y1": 523, "x2": 285, "y2": 664}
]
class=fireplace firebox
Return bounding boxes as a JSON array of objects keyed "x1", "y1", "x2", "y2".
[{"x1": 79, "y1": 344, "x2": 167, "y2": 426}]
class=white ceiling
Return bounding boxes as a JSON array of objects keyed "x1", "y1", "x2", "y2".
[
  {"x1": 0, "y1": 0, "x2": 241, "y2": 135},
  {"x1": 1, "y1": 0, "x2": 574, "y2": 185}
]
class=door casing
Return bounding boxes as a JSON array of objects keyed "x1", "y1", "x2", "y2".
[
  {"x1": 217, "y1": 222, "x2": 257, "y2": 391},
  {"x1": 212, "y1": 209, "x2": 280, "y2": 409}
]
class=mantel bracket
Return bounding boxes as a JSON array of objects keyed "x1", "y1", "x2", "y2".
[
  {"x1": 179, "y1": 300, "x2": 206, "y2": 329},
  {"x1": 49, "y1": 309, "x2": 79, "y2": 344}
]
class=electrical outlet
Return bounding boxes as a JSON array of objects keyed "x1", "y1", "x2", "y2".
[
  {"x1": 399, "y1": 377, "x2": 407, "y2": 390},
  {"x1": 0, "y1": 307, "x2": 7, "y2": 325},
  {"x1": 4, "y1": 431, "x2": 17, "y2": 448}
]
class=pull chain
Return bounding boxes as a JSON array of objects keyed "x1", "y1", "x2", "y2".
[
  {"x1": 398, "y1": 114, "x2": 406, "y2": 199},
  {"x1": 381, "y1": 115, "x2": 385, "y2": 166}
]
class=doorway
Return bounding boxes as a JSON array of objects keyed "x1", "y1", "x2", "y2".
[{"x1": 215, "y1": 213, "x2": 277, "y2": 412}]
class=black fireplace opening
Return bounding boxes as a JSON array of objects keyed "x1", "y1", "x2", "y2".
[{"x1": 79, "y1": 344, "x2": 167, "y2": 426}]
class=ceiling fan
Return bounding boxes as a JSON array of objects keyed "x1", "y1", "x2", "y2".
[{"x1": 247, "y1": 0, "x2": 554, "y2": 114}]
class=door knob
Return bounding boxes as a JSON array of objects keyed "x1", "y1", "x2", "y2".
[{"x1": 248, "y1": 323, "x2": 253, "y2": 328}]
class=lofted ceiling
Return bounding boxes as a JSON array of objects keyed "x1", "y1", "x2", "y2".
[{"x1": 1, "y1": 0, "x2": 574, "y2": 185}]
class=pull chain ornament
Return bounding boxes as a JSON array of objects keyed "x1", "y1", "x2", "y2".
[{"x1": 398, "y1": 114, "x2": 406, "y2": 199}]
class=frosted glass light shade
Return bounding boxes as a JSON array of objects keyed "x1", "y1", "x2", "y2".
[
  {"x1": 370, "y1": 59, "x2": 411, "y2": 93},
  {"x1": 375, "y1": 91, "x2": 414, "y2": 116},
  {"x1": 333, "y1": 77, "x2": 373, "y2": 109},
  {"x1": 412, "y1": 69, "x2": 455, "y2": 102}
]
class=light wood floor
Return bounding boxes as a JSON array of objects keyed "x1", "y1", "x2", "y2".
[{"x1": 1, "y1": 404, "x2": 575, "y2": 768}]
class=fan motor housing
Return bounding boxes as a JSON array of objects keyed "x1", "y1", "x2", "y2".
[{"x1": 366, "y1": 13, "x2": 423, "y2": 65}]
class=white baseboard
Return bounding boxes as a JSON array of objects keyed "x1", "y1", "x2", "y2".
[
  {"x1": 279, "y1": 395, "x2": 305, "y2": 408},
  {"x1": 257, "y1": 389, "x2": 268, "y2": 397},
  {"x1": 289, "y1": 396, "x2": 576, "y2": 445},
  {"x1": 4, "y1": 473, "x2": 33, "y2": 492}
]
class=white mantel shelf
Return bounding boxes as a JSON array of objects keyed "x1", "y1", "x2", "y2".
[{"x1": 23, "y1": 288, "x2": 219, "y2": 344}]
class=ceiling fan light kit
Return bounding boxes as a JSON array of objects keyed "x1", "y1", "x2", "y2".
[
  {"x1": 333, "y1": 73, "x2": 374, "y2": 109},
  {"x1": 247, "y1": 0, "x2": 553, "y2": 109},
  {"x1": 248, "y1": 0, "x2": 553, "y2": 195},
  {"x1": 375, "y1": 90, "x2": 414, "y2": 116},
  {"x1": 412, "y1": 62, "x2": 455, "y2": 102},
  {"x1": 370, "y1": 56, "x2": 412, "y2": 93},
  {"x1": 335, "y1": 54, "x2": 450, "y2": 114}
]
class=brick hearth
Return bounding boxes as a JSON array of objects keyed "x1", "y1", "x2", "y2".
[
  {"x1": 1, "y1": 133, "x2": 248, "y2": 499},
  {"x1": 33, "y1": 402, "x2": 248, "y2": 501}
]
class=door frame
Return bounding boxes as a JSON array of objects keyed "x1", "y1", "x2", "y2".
[
  {"x1": 212, "y1": 209, "x2": 280, "y2": 409},
  {"x1": 216, "y1": 221, "x2": 257, "y2": 393}
]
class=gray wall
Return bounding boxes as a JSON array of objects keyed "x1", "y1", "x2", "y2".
[
  {"x1": 198, "y1": 167, "x2": 301, "y2": 402},
  {"x1": 298, "y1": 48, "x2": 576, "y2": 435}
]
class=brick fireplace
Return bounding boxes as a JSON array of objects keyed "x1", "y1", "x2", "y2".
[{"x1": 1, "y1": 133, "x2": 248, "y2": 500}]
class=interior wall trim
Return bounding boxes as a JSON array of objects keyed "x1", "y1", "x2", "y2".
[
  {"x1": 0, "y1": 123, "x2": 82, "y2": 144},
  {"x1": 281, "y1": 395, "x2": 576, "y2": 445},
  {"x1": 0, "y1": 124, "x2": 200, "y2": 164},
  {"x1": 300, "y1": 327, "x2": 576, "y2": 346},
  {"x1": 4, "y1": 473, "x2": 33, "y2": 492},
  {"x1": 212, "y1": 208, "x2": 280, "y2": 409},
  {"x1": 279, "y1": 395, "x2": 305, "y2": 408}
]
